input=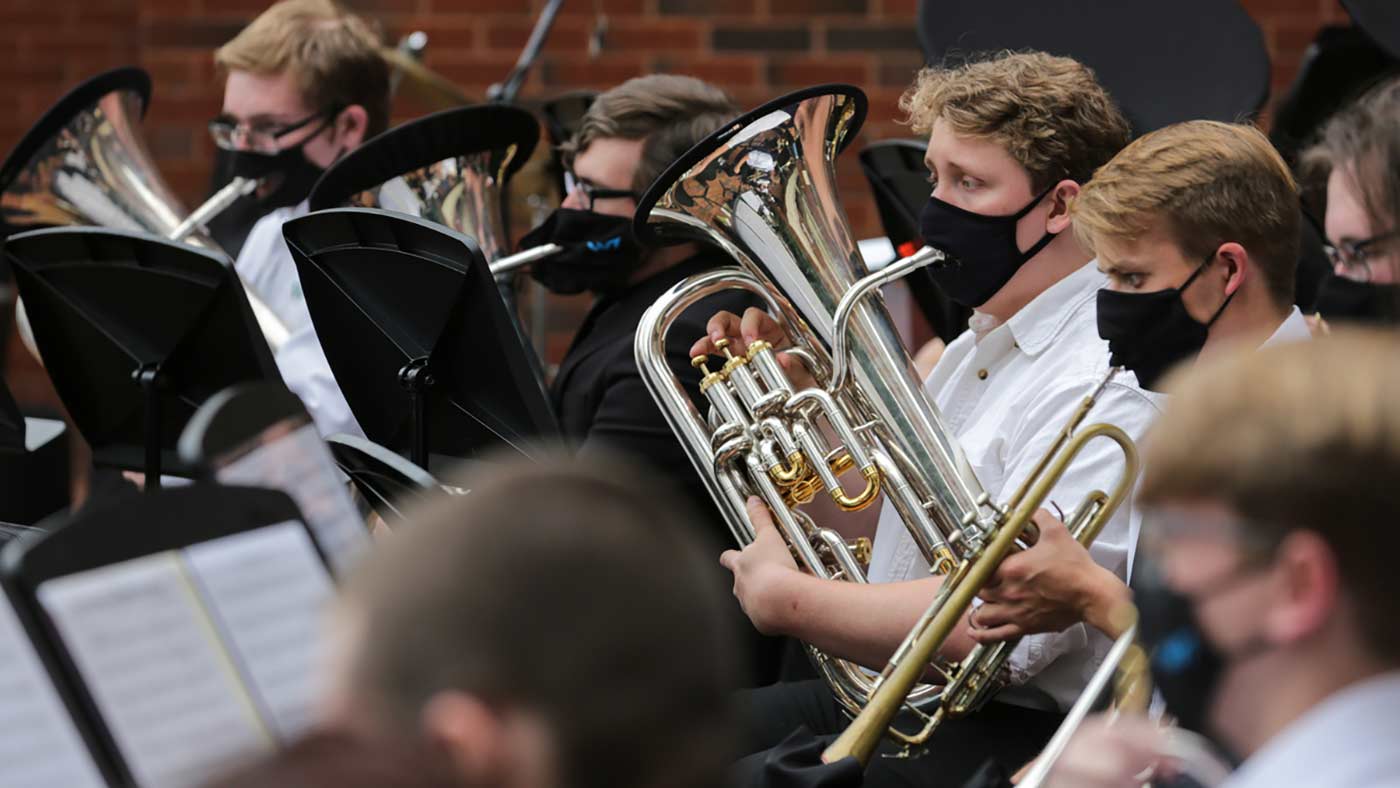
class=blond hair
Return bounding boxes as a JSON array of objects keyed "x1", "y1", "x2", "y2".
[
  {"x1": 1072, "y1": 120, "x2": 1299, "y2": 308},
  {"x1": 560, "y1": 74, "x2": 737, "y2": 194},
  {"x1": 215, "y1": 0, "x2": 389, "y2": 136},
  {"x1": 899, "y1": 51, "x2": 1131, "y2": 190},
  {"x1": 1141, "y1": 330, "x2": 1400, "y2": 661}
]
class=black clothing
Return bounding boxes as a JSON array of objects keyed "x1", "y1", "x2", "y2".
[
  {"x1": 733, "y1": 679, "x2": 1062, "y2": 788},
  {"x1": 549, "y1": 251, "x2": 784, "y2": 685}
]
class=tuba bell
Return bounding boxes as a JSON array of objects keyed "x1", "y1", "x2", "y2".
[
  {"x1": 307, "y1": 103, "x2": 559, "y2": 276},
  {"x1": 632, "y1": 84, "x2": 1139, "y2": 763},
  {"x1": 0, "y1": 67, "x2": 289, "y2": 350}
]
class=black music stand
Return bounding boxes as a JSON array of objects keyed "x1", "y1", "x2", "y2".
[
  {"x1": 282, "y1": 208, "x2": 558, "y2": 471},
  {"x1": 0, "y1": 375, "x2": 69, "y2": 524},
  {"x1": 327, "y1": 434, "x2": 442, "y2": 526},
  {"x1": 0, "y1": 484, "x2": 314, "y2": 787},
  {"x1": 916, "y1": 0, "x2": 1270, "y2": 135},
  {"x1": 858, "y1": 140, "x2": 970, "y2": 343},
  {"x1": 3, "y1": 227, "x2": 280, "y2": 489}
]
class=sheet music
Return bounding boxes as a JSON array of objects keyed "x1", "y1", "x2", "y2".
[
  {"x1": 0, "y1": 592, "x2": 106, "y2": 788},
  {"x1": 217, "y1": 422, "x2": 370, "y2": 574},
  {"x1": 37, "y1": 552, "x2": 273, "y2": 788},
  {"x1": 184, "y1": 522, "x2": 335, "y2": 741}
]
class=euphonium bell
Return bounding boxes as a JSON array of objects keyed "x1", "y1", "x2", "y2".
[
  {"x1": 0, "y1": 67, "x2": 289, "y2": 350},
  {"x1": 632, "y1": 84, "x2": 1140, "y2": 764},
  {"x1": 307, "y1": 103, "x2": 557, "y2": 273}
]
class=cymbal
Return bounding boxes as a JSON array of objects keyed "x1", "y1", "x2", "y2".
[{"x1": 379, "y1": 47, "x2": 474, "y2": 111}]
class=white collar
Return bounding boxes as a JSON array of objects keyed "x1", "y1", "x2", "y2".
[
  {"x1": 1260, "y1": 306, "x2": 1312, "y2": 348},
  {"x1": 1000, "y1": 262, "x2": 1105, "y2": 355},
  {"x1": 1225, "y1": 671, "x2": 1400, "y2": 788}
]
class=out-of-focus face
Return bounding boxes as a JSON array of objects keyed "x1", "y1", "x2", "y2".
[
  {"x1": 560, "y1": 137, "x2": 644, "y2": 219},
  {"x1": 1324, "y1": 164, "x2": 1399, "y2": 285},
  {"x1": 1145, "y1": 500, "x2": 1282, "y2": 753},
  {"x1": 219, "y1": 69, "x2": 350, "y2": 169},
  {"x1": 1096, "y1": 220, "x2": 1226, "y2": 324}
]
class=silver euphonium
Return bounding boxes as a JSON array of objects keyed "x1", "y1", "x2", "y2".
[
  {"x1": 633, "y1": 85, "x2": 993, "y2": 716},
  {"x1": 305, "y1": 103, "x2": 561, "y2": 277},
  {"x1": 0, "y1": 67, "x2": 290, "y2": 351}
]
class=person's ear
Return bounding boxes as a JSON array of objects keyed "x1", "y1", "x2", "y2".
[
  {"x1": 421, "y1": 691, "x2": 508, "y2": 783},
  {"x1": 1262, "y1": 530, "x2": 1339, "y2": 647},
  {"x1": 1045, "y1": 179, "x2": 1080, "y2": 234},
  {"x1": 1216, "y1": 241, "x2": 1249, "y2": 298},
  {"x1": 332, "y1": 104, "x2": 370, "y2": 149}
]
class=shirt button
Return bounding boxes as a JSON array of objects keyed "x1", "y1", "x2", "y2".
[{"x1": 977, "y1": 369, "x2": 989, "y2": 380}]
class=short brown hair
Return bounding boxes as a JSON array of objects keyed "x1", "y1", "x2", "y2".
[
  {"x1": 559, "y1": 74, "x2": 737, "y2": 195},
  {"x1": 215, "y1": 0, "x2": 390, "y2": 137},
  {"x1": 342, "y1": 451, "x2": 738, "y2": 788},
  {"x1": 899, "y1": 51, "x2": 1131, "y2": 190},
  {"x1": 1140, "y1": 330, "x2": 1400, "y2": 662},
  {"x1": 1302, "y1": 75, "x2": 1400, "y2": 237},
  {"x1": 1072, "y1": 121, "x2": 1299, "y2": 308}
]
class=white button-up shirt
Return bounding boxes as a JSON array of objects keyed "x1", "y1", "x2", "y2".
[
  {"x1": 868, "y1": 261, "x2": 1162, "y2": 709},
  {"x1": 235, "y1": 203, "x2": 363, "y2": 439},
  {"x1": 1222, "y1": 671, "x2": 1400, "y2": 788}
]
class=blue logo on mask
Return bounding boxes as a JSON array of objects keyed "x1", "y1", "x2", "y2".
[{"x1": 586, "y1": 236, "x2": 623, "y2": 252}]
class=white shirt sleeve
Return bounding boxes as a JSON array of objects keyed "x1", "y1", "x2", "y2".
[
  {"x1": 994, "y1": 376, "x2": 1157, "y2": 687},
  {"x1": 274, "y1": 324, "x2": 364, "y2": 440}
]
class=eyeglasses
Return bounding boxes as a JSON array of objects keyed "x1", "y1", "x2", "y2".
[
  {"x1": 208, "y1": 109, "x2": 335, "y2": 155},
  {"x1": 1322, "y1": 229, "x2": 1399, "y2": 283},
  {"x1": 568, "y1": 176, "x2": 639, "y2": 211}
]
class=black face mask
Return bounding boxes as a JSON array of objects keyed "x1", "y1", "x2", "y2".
[
  {"x1": 1096, "y1": 253, "x2": 1233, "y2": 392},
  {"x1": 225, "y1": 137, "x2": 331, "y2": 211},
  {"x1": 518, "y1": 208, "x2": 644, "y2": 295},
  {"x1": 1312, "y1": 272, "x2": 1400, "y2": 325},
  {"x1": 1135, "y1": 555, "x2": 1271, "y2": 743},
  {"x1": 917, "y1": 185, "x2": 1058, "y2": 307}
]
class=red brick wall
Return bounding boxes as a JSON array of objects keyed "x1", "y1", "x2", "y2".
[{"x1": 0, "y1": 0, "x2": 1365, "y2": 492}]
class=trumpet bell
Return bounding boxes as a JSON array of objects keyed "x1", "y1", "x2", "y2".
[{"x1": 307, "y1": 104, "x2": 539, "y2": 263}]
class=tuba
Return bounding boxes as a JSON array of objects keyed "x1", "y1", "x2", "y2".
[
  {"x1": 307, "y1": 103, "x2": 559, "y2": 276},
  {"x1": 632, "y1": 84, "x2": 1139, "y2": 762},
  {"x1": 0, "y1": 67, "x2": 289, "y2": 350}
]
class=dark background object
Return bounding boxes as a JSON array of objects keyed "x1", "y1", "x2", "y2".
[
  {"x1": 916, "y1": 0, "x2": 1271, "y2": 135},
  {"x1": 859, "y1": 139, "x2": 970, "y2": 343}
]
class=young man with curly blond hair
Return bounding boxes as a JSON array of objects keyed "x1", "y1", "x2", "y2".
[{"x1": 709, "y1": 51, "x2": 1161, "y2": 786}]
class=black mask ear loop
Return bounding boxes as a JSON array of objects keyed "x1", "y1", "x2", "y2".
[
  {"x1": 1012, "y1": 182, "x2": 1061, "y2": 263},
  {"x1": 1186, "y1": 249, "x2": 1236, "y2": 328}
]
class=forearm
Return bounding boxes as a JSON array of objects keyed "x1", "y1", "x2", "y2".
[
  {"x1": 764, "y1": 573, "x2": 977, "y2": 670},
  {"x1": 1078, "y1": 564, "x2": 1133, "y2": 639}
]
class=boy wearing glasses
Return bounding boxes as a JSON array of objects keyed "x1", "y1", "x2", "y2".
[
  {"x1": 1303, "y1": 76, "x2": 1400, "y2": 325},
  {"x1": 211, "y1": 0, "x2": 389, "y2": 436},
  {"x1": 516, "y1": 75, "x2": 783, "y2": 683}
]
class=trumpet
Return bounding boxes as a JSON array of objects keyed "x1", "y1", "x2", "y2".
[
  {"x1": 632, "y1": 83, "x2": 1139, "y2": 761},
  {"x1": 1018, "y1": 607, "x2": 1233, "y2": 788}
]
